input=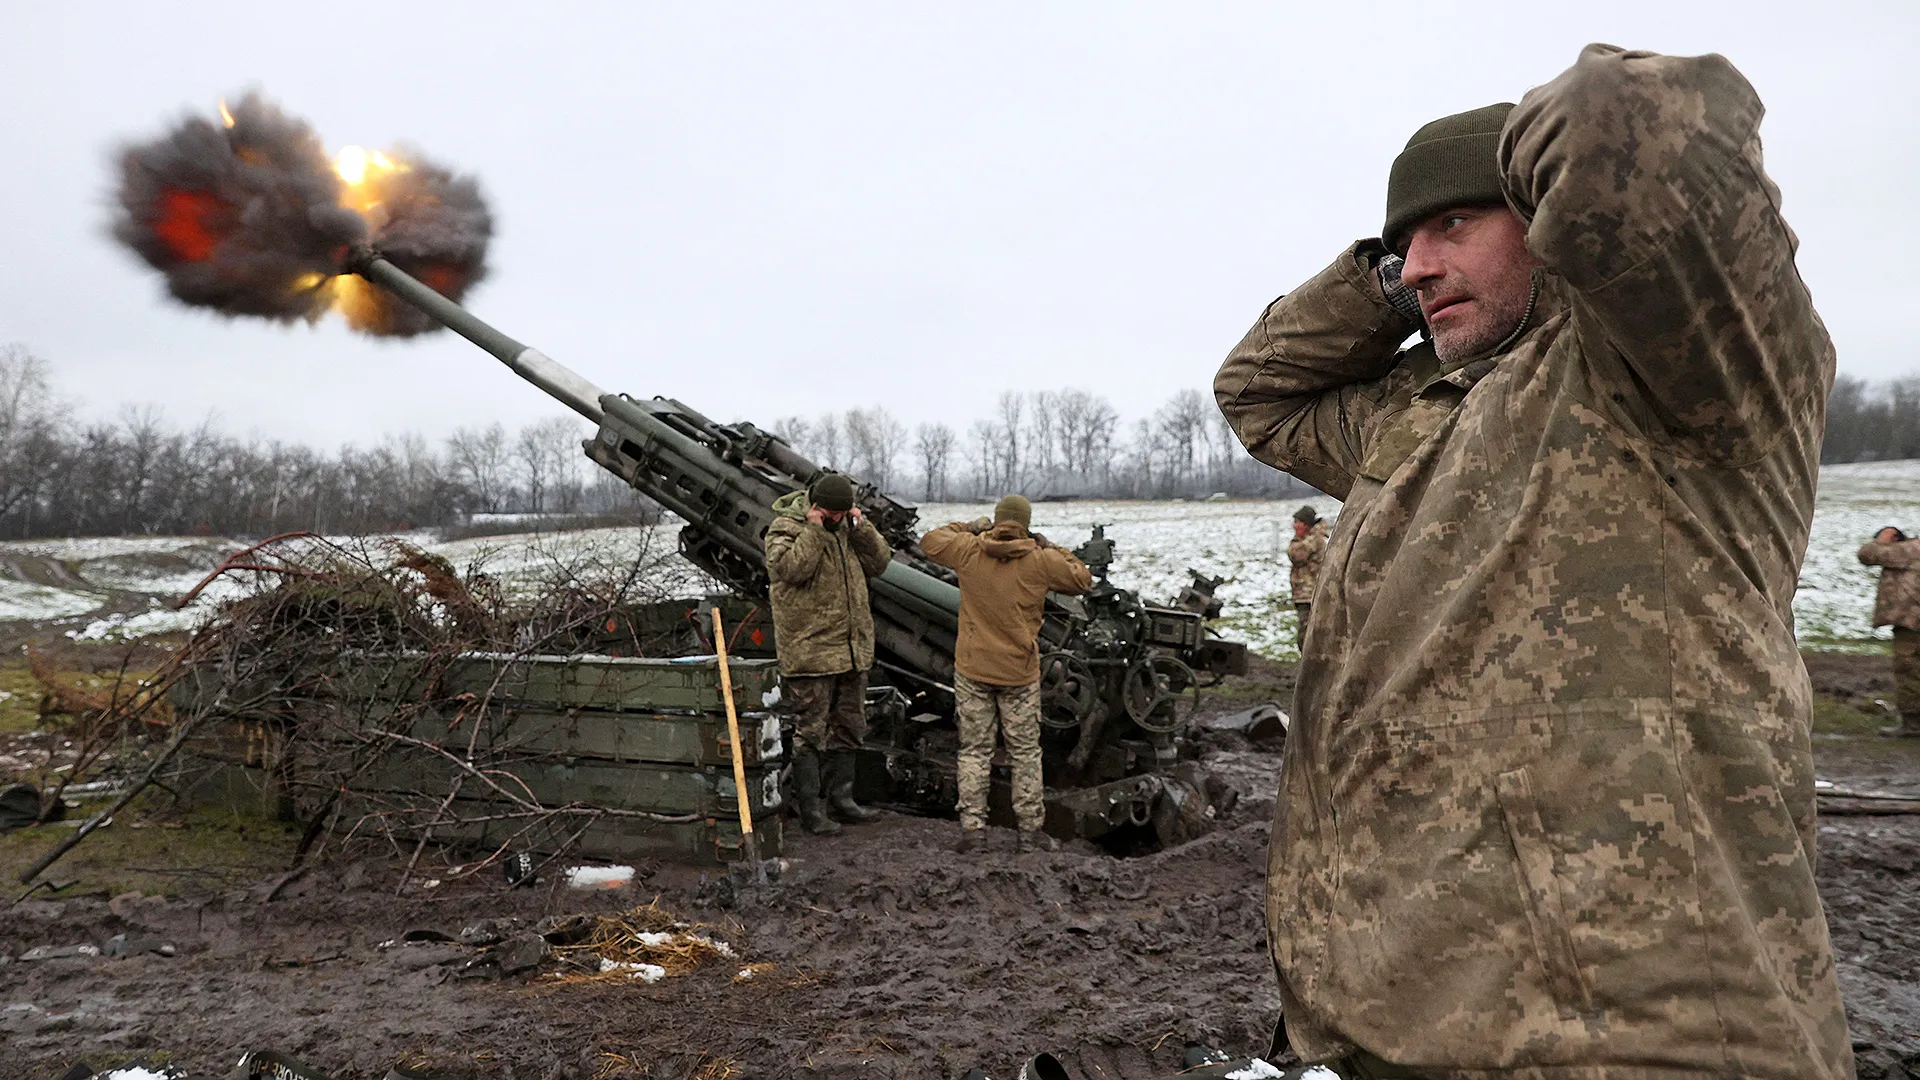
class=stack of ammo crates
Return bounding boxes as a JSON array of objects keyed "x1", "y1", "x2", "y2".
[{"x1": 177, "y1": 652, "x2": 785, "y2": 864}]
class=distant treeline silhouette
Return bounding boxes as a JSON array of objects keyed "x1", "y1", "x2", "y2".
[
  {"x1": 1823, "y1": 375, "x2": 1920, "y2": 464},
  {"x1": 771, "y1": 387, "x2": 1317, "y2": 503},
  {"x1": 0, "y1": 342, "x2": 1322, "y2": 540},
  {"x1": 0, "y1": 343, "x2": 643, "y2": 539}
]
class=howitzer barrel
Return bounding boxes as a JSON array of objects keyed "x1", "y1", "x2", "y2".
[
  {"x1": 349, "y1": 252, "x2": 965, "y2": 655},
  {"x1": 352, "y1": 253, "x2": 607, "y2": 426}
]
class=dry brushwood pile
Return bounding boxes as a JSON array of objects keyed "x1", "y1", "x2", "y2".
[{"x1": 63, "y1": 529, "x2": 722, "y2": 888}]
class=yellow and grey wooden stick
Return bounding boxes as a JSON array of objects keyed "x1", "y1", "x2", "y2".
[{"x1": 711, "y1": 607, "x2": 765, "y2": 881}]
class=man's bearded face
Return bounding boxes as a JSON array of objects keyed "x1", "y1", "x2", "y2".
[{"x1": 1398, "y1": 207, "x2": 1542, "y2": 364}]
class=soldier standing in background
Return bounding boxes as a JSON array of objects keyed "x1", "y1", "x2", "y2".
[
  {"x1": 1214, "y1": 45, "x2": 1850, "y2": 1078},
  {"x1": 764, "y1": 473, "x2": 893, "y2": 835},
  {"x1": 1286, "y1": 505, "x2": 1328, "y2": 642},
  {"x1": 922, "y1": 495, "x2": 1092, "y2": 854},
  {"x1": 1859, "y1": 526, "x2": 1920, "y2": 738}
]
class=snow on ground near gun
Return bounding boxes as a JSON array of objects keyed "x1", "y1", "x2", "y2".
[
  {"x1": 0, "y1": 460, "x2": 1910, "y2": 656},
  {"x1": 921, "y1": 497, "x2": 1338, "y2": 661},
  {"x1": 8, "y1": 528, "x2": 708, "y2": 642},
  {"x1": 927, "y1": 458, "x2": 1920, "y2": 660}
]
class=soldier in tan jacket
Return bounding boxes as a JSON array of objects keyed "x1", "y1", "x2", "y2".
[
  {"x1": 922, "y1": 495, "x2": 1092, "y2": 854},
  {"x1": 1859, "y1": 526, "x2": 1920, "y2": 738},
  {"x1": 1215, "y1": 46, "x2": 1849, "y2": 1078}
]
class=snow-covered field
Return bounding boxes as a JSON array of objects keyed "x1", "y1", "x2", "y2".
[{"x1": 0, "y1": 460, "x2": 1913, "y2": 659}]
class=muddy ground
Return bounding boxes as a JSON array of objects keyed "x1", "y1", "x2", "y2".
[{"x1": 3, "y1": 653, "x2": 1917, "y2": 1080}]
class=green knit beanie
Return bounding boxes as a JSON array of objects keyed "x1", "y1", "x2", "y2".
[
  {"x1": 1382, "y1": 102, "x2": 1514, "y2": 252},
  {"x1": 993, "y1": 494, "x2": 1032, "y2": 529},
  {"x1": 809, "y1": 473, "x2": 856, "y2": 512}
]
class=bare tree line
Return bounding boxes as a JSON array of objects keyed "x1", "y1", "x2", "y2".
[
  {"x1": 1823, "y1": 375, "x2": 1920, "y2": 464},
  {"x1": 0, "y1": 343, "x2": 646, "y2": 539},
  {"x1": 776, "y1": 387, "x2": 1318, "y2": 502}
]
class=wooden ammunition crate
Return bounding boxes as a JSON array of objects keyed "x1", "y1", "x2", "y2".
[{"x1": 172, "y1": 650, "x2": 788, "y2": 863}]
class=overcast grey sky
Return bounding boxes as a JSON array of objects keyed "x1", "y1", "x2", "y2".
[{"x1": 3, "y1": 1, "x2": 1913, "y2": 449}]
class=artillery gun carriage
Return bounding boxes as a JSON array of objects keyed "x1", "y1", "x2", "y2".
[{"x1": 337, "y1": 251, "x2": 1250, "y2": 842}]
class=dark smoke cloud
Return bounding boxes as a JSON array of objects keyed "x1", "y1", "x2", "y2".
[
  {"x1": 113, "y1": 92, "x2": 365, "y2": 320},
  {"x1": 113, "y1": 93, "x2": 493, "y2": 338},
  {"x1": 343, "y1": 151, "x2": 492, "y2": 337}
]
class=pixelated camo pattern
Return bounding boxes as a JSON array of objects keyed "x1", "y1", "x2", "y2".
[
  {"x1": 1215, "y1": 45, "x2": 1850, "y2": 1077},
  {"x1": 954, "y1": 673, "x2": 1044, "y2": 833}
]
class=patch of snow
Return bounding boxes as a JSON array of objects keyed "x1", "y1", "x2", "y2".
[
  {"x1": 67, "y1": 607, "x2": 207, "y2": 642},
  {"x1": 0, "y1": 580, "x2": 103, "y2": 621},
  {"x1": 599, "y1": 958, "x2": 667, "y2": 981},
  {"x1": 1224, "y1": 1060, "x2": 1286, "y2": 1079},
  {"x1": 565, "y1": 864, "x2": 636, "y2": 888}
]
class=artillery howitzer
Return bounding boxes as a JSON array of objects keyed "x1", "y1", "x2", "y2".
[{"x1": 348, "y1": 250, "x2": 1247, "y2": 841}]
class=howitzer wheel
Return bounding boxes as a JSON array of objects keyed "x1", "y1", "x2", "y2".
[
  {"x1": 1039, "y1": 651, "x2": 1098, "y2": 730},
  {"x1": 1123, "y1": 655, "x2": 1199, "y2": 734}
]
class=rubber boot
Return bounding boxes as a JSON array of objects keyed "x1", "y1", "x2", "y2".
[
  {"x1": 825, "y1": 750, "x2": 881, "y2": 823},
  {"x1": 791, "y1": 750, "x2": 839, "y2": 836},
  {"x1": 1018, "y1": 1053, "x2": 1072, "y2": 1080}
]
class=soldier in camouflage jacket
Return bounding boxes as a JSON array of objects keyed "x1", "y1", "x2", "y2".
[
  {"x1": 1215, "y1": 46, "x2": 1849, "y2": 1077},
  {"x1": 1858, "y1": 527, "x2": 1920, "y2": 737}
]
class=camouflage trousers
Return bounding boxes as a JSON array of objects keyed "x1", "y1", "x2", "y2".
[
  {"x1": 783, "y1": 670, "x2": 868, "y2": 753},
  {"x1": 1294, "y1": 602, "x2": 1311, "y2": 647},
  {"x1": 954, "y1": 672, "x2": 1044, "y2": 832},
  {"x1": 1896, "y1": 627, "x2": 1920, "y2": 729}
]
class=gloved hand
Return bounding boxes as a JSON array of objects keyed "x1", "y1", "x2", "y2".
[
  {"x1": 969, "y1": 517, "x2": 993, "y2": 534},
  {"x1": 1376, "y1": 253, "x2": 1426, "y2": 325}
]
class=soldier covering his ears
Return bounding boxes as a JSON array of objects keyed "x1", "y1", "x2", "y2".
[
  {"x1": 764, "y1": 473, "x2": 893, "y2": 835},
  {"x1": 1859, "y1": 526, "x2": 1920, "y2": 738},
  {"x1": 1215, "y1": 45, "x2": 1850, "y2": 1078},
  {"x1": 922, "y1": 495, "x2": 1092, "y2": 854}
]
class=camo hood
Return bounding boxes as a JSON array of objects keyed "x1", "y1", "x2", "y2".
[{"x1": 921, "y1": 519, "x2": 1091, "y2": 686}]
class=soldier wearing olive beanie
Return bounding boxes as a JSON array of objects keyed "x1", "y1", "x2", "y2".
[
  {"x1": 921, "y1": 496, "x2": 1092, "y2": 855},
  {"x1": 1216, "y1": 45, "x2": 1849, "y2": 1076}
]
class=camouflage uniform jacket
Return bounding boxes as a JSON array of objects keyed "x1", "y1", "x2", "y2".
[
  {"x1": 763, "y1": 490, "x2": 893, "y2": 677},
  {"x1": 1859, "y1": 539, "x2": 1920, "y2": 630},
  {"x1": 1214, "y1": 46, "x2": 1849, "y2": 1076},
  {"x1": 1288, "y1": 520, "x2": 1330, "y2": 604}
]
